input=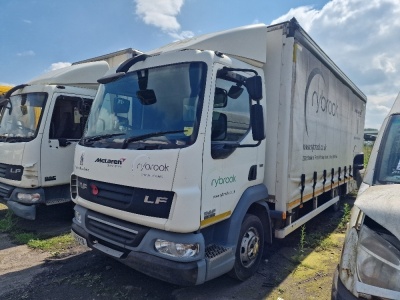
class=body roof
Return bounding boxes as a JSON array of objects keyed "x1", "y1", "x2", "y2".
[
  {"x1": 147, "y1": 23, "x2": 269, "y2": 64},
  {"x1": 28, "y1": 61, "x2": 110, "y2": 87}
]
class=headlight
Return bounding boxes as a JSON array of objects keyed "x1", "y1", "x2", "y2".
[
  {"x1": 154, "y1": 239, "x2": 199, "y2": 258},
  {"x1": 16, "y1": 192, "x2": 41, "y2": 203},
  {"x1": 357, "y1": 225, "x2": 400, "y2": 292}
]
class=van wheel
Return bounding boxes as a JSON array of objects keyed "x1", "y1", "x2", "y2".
[{"x1": 229, "y1": 214, "x2": 264, "y2": 281}]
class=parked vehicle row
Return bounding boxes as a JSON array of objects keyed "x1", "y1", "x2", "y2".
[{"x1": 7, "y1": 19, "x2": 400, "y2": 298}]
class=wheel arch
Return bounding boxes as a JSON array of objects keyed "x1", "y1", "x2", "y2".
[{"x1": 208, "y1": 184, "x2": 272, "y2": 247}]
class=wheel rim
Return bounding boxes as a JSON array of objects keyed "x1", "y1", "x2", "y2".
[{"x1": 239, "y1": 226, "x2": 260, "y2": 268}]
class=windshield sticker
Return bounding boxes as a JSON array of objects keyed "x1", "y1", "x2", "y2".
[{"x1": 184, "y1": 127, "x2": 193, "y2": 136}]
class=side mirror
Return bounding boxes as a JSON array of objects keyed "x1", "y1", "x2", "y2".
[
  {"x1": 58, "y1": 138, "x2": 71, "y2": 147},
  {"x1": 251, "y1": 104, "x2": 265, "y2": 141},
  {"x1": 79, "y1": 99, "x2": 93, "y2": 116},
  {"x1": 114, "y1": 98, "x2": 130, "y2": 113},
  {"x1": 214, "y1": 87, "x2": 228, "y2": 108},
  {"x1": 136, "y1": 89, "x2": 157, "y2": 105},
  {"x1": 228, "y1": 85, "x2": 244, "y2": 99},
  {"x1": 245, "y1": 76, "x2": 262, "y2": 101},
  {"x1": 353, "y1": 153, "x2": 364, "y2": 171}
]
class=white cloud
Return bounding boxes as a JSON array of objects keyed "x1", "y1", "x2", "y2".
[
  {"x1": 273, "y1": 0, "x2": 400, "y2": 130},
  {"x1": 17, "y1": 50, "x2": 35, "y2": 57},
  {"x1": 134, "y1": 0, "x2": 193, "y2": 40},
  {"x1": 22, "y1": 19, "x2": 32, "y2": 24},
  {"x1": 271, "y1": 6, "x2": 319, "y2": 31},
  {"x1": 168, "y1": 30, "x2": 194, "y2": 40},
  {"x1": 48, "y1": 62, "x2": 72, "y2": 71}
]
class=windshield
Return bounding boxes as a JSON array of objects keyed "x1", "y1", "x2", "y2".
[
  {"x1": 0, "y1": 93, "x2": 47, "y2": 141},
  {"x1": 82, "y1": 62, "x2": 206, "y2": 149},
  {"x1": 375, "y1": 114, "x2": 400, "y2": 184}
]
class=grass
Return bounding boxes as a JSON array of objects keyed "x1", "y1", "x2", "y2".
[
  {"x1": 364, "y1": 144, "x2": 373, "y2": 167},
  {"x1": 0, "y1": 209, "x2": 17, "y2": 232},
  {"x1": 0, "y1": 206, "x2": 76, "y2": 256},
  {"x1": 338, "y1": 203, "x2": 351, "y2": 231}
]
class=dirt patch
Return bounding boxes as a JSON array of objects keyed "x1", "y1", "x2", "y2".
[{"x1": 0, "y1": 197, "x2": 353, "y2": 299}]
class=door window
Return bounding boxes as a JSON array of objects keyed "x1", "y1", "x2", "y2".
[{"x1": 49, "y1": 96, "x2": 92, "y2": 139}]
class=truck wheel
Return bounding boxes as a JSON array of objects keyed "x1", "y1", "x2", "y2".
[{"x1": 229, "y1": 214, "x2": 264, "y2": 281}]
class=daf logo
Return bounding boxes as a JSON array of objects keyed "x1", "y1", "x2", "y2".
[{"x1": 144, "y1": 196, "x2": 168, "y2": 204}]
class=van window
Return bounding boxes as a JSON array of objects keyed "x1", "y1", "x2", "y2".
[{"x1": 375, "y1": 114, "x2": 400, "y2": 184}]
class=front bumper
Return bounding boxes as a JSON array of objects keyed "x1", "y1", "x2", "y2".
[
  {"x1": 6, "y1": 200, "x2": 36, "y2": 220},
  {"x1": 331, "y1": 266, "x2": 358, "y2": 300},
  {"x1": 0, "y1": 184, "x2": 45, "y2": 220},
  {"x1": 71, "y1": 222, "x2": 205, "y2": 286}
]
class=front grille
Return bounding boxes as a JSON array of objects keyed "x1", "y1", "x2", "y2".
[
  {"x1": 0, "y1": 163, "x2": 6, "y2": 178},
  {"x1": 77, "y1": 176, "x2": 174, "y2": 219},
  {"x1": 70, "y1": 174, "x2": 78, "y2": 199},
  {"x1": 86, "y1": 210, "x2": 150, "y2": 248},
  {"x1": 0, "y1": 163, "x2": 23, "y2": 181},
  {"x1": 0, "y1": 182, "x2": 14, "y2": 198}
]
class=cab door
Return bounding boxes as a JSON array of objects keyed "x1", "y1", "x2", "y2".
[
  {"x1": 201, "y1": 65, "x2": 263, "y2": 224},
  {"x1": 41, "y1": 94, "x2": 93, "y2": 192}
]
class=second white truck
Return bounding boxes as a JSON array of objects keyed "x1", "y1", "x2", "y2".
[
  {"x1": 0, "y1": 62, "x2": 109, "y2": 220},
  {"x1": 71, "y1": 19, "x2": 366, "y2": 285}
]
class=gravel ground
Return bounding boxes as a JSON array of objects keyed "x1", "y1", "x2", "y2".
[{"x1": 0, "y1": 197, "x2": 352, "y2": 300}]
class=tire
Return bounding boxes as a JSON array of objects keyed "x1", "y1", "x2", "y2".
[{"x1": 229, "y1": 214, "x2": 264, "y2": 281}]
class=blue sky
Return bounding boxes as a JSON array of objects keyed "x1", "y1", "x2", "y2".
[{"x1": 1, "y1": 0, "x2": 399, "y2": 129}]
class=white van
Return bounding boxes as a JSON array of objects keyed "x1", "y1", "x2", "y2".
[{"x1": 332, "y1": 92, "x2": 400, "y2": 299}]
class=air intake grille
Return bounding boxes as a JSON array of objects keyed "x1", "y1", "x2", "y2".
[
  {"x1": 77, "y1": 176, "x2": 174, "y2": 219},
  {"x1": 86, "y1": 210, "x2": 149, "y2": 248}
]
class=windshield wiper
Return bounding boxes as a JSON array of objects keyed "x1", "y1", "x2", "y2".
[
  {"x1": 122, "y1": 130, "x2": 184, "y2": 149},
  {"x1": 2, "y1": 136, "x2": 32, "y2": 143},
  {"x1": 82, "y1": 133, "x2": 126, "y2": 144}
]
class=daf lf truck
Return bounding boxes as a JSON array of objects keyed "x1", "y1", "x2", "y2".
[
  {"x1": 0, "y1": 61, "x2": 109, "y2": 220},
  {"x1": 332, "y1": 92, "x2": 400, "y2": 299},
  {"x1": 71, "y1": 19, "x2": 367, "y2": 285}
]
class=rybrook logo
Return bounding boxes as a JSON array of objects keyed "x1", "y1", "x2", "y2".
[
  {"x1": 211, "y1": 175, "x2": 236, "y2": 187},
  {"x1": 137, "y1": 162, "x2": 169, "y2": 172},
  {"x1": 304, "y1": 68, "x2": 339, "y2": 136}
]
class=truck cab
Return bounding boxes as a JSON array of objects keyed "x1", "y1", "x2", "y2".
[
  {"x1": 71, "y1": 20, "x2": 366, "y2": 286},
  {"x1": 0, "y1": 61, "x2": 109, "y2": 220},
  {"x1": 72, "y1": 42, "x2": 266, "y2": 285}
]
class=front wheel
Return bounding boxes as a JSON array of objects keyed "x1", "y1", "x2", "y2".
[{"x1": 229, "y1": 214, "x2": 264, "y2": 281}]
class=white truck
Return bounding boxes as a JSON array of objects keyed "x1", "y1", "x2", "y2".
[
  {"x1": 71, "y1": 18, "x2": 366, "y2": 285},
  {"x1": 332, "y1": 91, "x2": 400, "y2": 299},
  {"x1": 0, "y1": 62, "x2": 109, "y2": 220}
]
